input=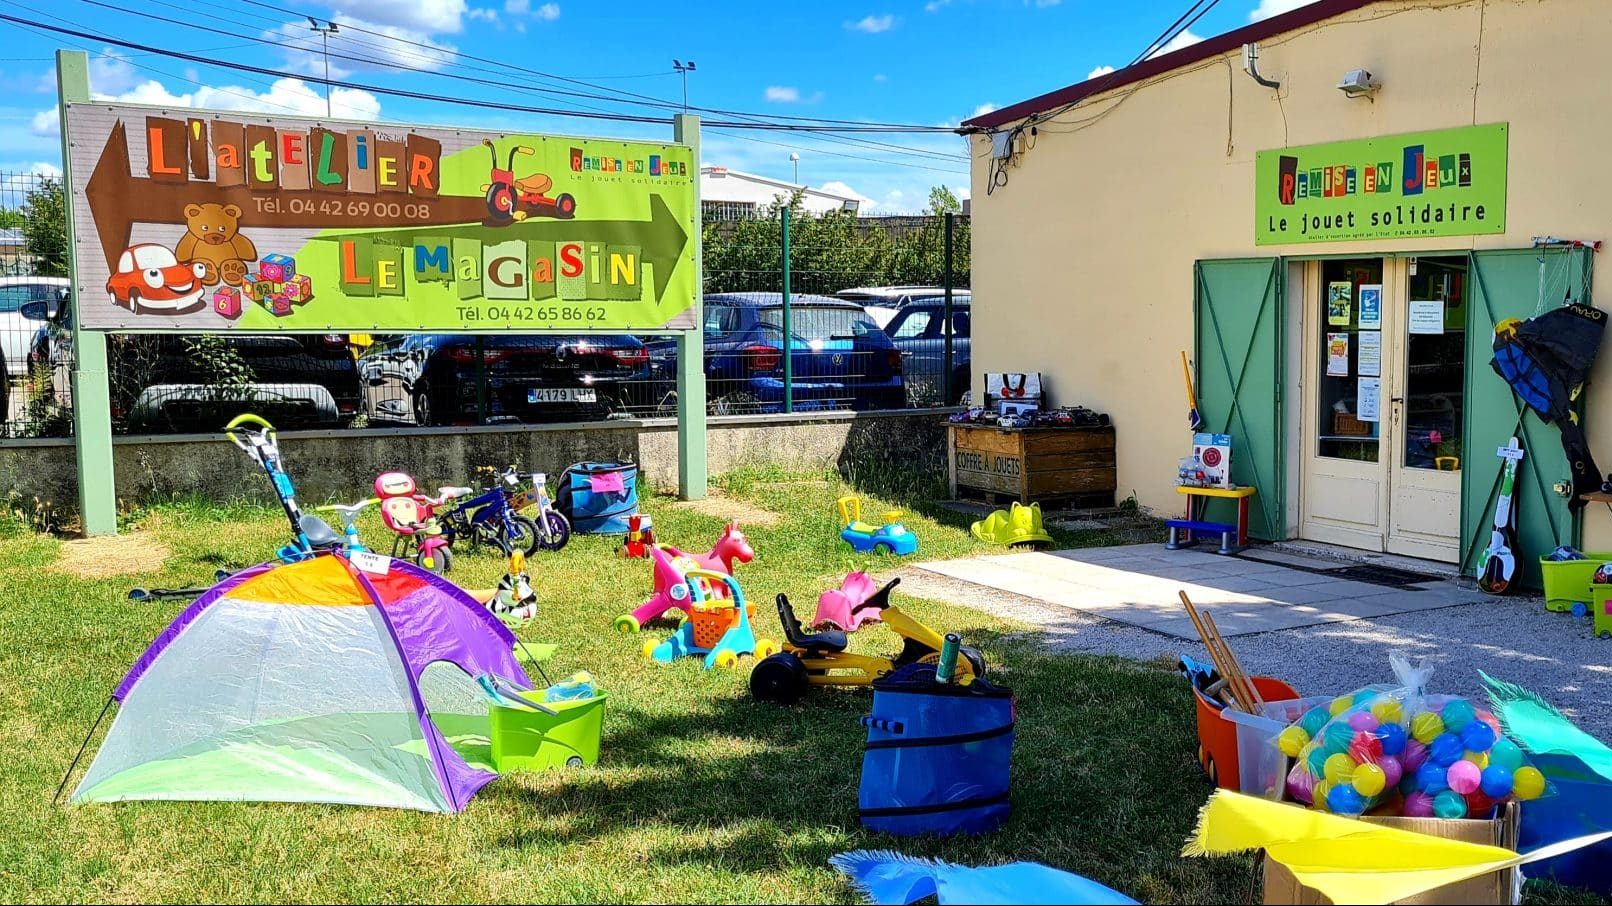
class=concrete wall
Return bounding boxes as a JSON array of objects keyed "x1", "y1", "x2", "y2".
[
  {"x1": 0, "y1": 410, "x2": 947, "y2": 511},
  {"x1": 968, "y1": 0, "x2": 1612, "y2": 547}
]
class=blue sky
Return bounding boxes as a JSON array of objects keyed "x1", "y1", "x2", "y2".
[{"x1": 2, "y1": 0, "x2": 1316, "y2": 211}]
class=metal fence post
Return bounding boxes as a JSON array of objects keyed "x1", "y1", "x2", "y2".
[
  {"x1": 781, "y1": 207, "x2": 793, "y2": 413},
  {"x1": 943, "y1": 212, "x2": 955, "y2": 407},
  {"x1": 673, "y1": 113, "x2": 707, "y2": 500},
  {"x1": 58, "y1": 51, "x2": 118, "y2": 535}
]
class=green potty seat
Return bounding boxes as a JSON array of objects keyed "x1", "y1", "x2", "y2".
[
  {"x1": 489, "y1": 691, "x2": 607, "y2": 772},
  {"x1": 971, "y1": 502, "x2": 1053, "y2": 547}
]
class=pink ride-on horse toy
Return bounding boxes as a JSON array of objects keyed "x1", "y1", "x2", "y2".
[
  {"x1": 614, "y1": 522, "x2": 755, "y2": 633},
  {"x1": 811, "y1": 571, "x2": 882, "y2": 631}
]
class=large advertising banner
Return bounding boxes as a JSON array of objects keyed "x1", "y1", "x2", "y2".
[
  {"x1": 65, "y1": 104, "x2": 697, "y2": 331},
  {"x1": 1255, "y1": 123, "x2": 1508, "y2": 246}
]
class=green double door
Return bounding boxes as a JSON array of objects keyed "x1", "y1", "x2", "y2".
[{"x1": 1194, "y1": 249, "x2": 1590, "y2": 584}]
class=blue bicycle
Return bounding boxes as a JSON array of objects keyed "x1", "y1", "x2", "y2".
[{"x1": 440, "y1": 467, "x2": 540, "y2": 556}]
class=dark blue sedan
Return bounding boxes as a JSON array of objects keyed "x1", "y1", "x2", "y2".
[{"x1": 649, "y1": 293, "x2": 906, "y2": 414}]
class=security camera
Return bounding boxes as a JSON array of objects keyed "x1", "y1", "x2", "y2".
[{"x1": 1337, "y1": 69, "x2": 1379, "y2": 98}]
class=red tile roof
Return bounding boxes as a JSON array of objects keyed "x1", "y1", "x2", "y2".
[{"x1": 960, "y1": 0, "x2": 1379, "y2": 131}]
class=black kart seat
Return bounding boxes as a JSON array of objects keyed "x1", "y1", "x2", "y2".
[{"x1": 775, "y1": 593, "x2": 848, "y2": 653}]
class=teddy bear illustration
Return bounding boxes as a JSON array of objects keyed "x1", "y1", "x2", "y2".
[{"x1": 175, "y1": 202, "x2": 258, "y2": 287}]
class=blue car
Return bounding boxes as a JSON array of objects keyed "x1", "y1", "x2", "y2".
[
  {"x1": 884, "y1": 296, "x2": 971, "y2": 406},
  {"x1": 649, "y1": 293, "x2": 906, "y2": 414}
]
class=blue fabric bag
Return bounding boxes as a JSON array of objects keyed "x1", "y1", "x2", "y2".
[
  {"x1": 555, "y1": 462, "x2": 639, "y2": 534},
  {"x1": 858, "y1": 664, "x2": 1014, "y2": 837}
]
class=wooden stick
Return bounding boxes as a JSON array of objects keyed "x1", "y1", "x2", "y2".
[
  {"x1": 1204, "y1": 611, "x2": 1265, "y2": 713},
  {"x1": 1179, "y1": 590, "x2": 1249, "y2": 711}
]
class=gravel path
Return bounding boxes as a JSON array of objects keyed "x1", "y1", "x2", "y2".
[{"x1": 897, "y1": 569, "x2": 1612, "y2": 740}]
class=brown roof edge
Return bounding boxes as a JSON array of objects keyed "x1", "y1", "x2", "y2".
[{"x1": 959, "y1": 0, "x2": 1379, "y2": 132}]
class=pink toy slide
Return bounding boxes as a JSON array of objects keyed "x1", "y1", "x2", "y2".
[{"x1": 812, "y1": 571, "x2": 882, "y2": 631}]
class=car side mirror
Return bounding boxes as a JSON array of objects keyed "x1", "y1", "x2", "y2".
[{"x1": 20, "y1": 297, "x2": 60, "y2": 322}]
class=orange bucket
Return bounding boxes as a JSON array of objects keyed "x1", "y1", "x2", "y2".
[{"x1": 1191, "y1": 675, "x2": 1299, "y2": 791}]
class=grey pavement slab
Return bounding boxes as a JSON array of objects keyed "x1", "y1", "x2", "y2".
[{"x1": 914, "y1": 543, "x2": 1486, "y2": 640}]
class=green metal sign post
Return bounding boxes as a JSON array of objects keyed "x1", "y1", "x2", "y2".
[
  {"x1": 673, "y1": 114, "x2": 707, "y2": 500},
  {"x1": 59, "y1": 50, "x2": 118, "y2": 536}
]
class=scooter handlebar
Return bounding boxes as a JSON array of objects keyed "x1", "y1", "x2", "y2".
[{"x1": 224, "y1": 412, "x2": 276, "y2": 450}]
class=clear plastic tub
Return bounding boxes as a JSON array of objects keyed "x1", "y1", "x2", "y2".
[{"x1": 1227, "y1": 688, "x2": 1393, "y2": 800}]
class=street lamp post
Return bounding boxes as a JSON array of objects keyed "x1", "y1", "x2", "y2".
[
  {"x1": 309, "y1": 18, "x2": 339, "y2": 118},
  {"x1": 672, "y1": 59, "x2": 696, "y2": 111},
  {"x1": 789, "y1": 152, "x2": 800, "y2": 186}
]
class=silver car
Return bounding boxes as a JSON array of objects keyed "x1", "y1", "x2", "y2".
[{"x1": 0, "y1": 276, "x2": 68, "y2": 376}]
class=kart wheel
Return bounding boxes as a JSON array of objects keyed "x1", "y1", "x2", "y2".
[
  {"x1": 750, "y1": 653, "x2": 808, "y2": 704},
  {"x1": 555, "y1": 194, "x2": 576, "y2": 218},
  {"x1": 565, "y1": 756, "x2": 584, "y2": 769},
  {"x1": 615, "y1": 614, "x2": 641, "y2": 634},
  {"x1": 874, "y1": 541, "x2": 893, "y2": 555},
  {"x1": 713, "y1": 650, "x2": 739, "y2": 669},
  {"x1": 537, "y1": 510, "x2": 571, "y2": 551},
  {"x1": 754, "y1": 638, "x2": 780, "y2": 659}
]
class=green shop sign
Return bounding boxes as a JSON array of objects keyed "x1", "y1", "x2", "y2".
[{"x1": 1255, "y1": 123, "x2": 1507, "y2": 246}]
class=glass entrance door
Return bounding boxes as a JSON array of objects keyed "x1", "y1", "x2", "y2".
[{"x1": 1300, "y1": 255, "x2": 1466, "y2": 561}]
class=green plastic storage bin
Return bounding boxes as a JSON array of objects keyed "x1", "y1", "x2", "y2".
[
  {"x1": 1539, "y1": 555, "x2": 1612, "y2": 613},
  {"x1": 489, "y1": 691, "x2": 607, "y2": 772}
]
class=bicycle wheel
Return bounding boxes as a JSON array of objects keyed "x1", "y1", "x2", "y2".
[
  {"x1": 416, "y1": 544, "x2": 453, "y2": 574},
  {"x1": 502, "y1": 514, "x2": 539, "y2": 556},
  {"x1": 537, "y1": 509, "x2": 571, "y2": 551}
]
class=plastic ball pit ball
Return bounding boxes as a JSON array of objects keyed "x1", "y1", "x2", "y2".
[
  {"x1": 1346, "y1": 711, "x2": 1380, "y2": 733},
  {"x1": 1463, "y1": 751, "x2": 1489, "y2": 769},
  {"x1": 1429, "y1": 733, "x2": 1464, "y2": 767},
  {"x1": 1312, "y1": 780, "x2": 1334, "y2": 812},
  {"x1": 1327, "y1": 784, "x2": 1367, "y2": 816},
  {"x1": 1371, "y1": 699, "x2": 1404, "y2": 725},
  {"x1": 1323, "y1": 722, "x2": 1355, "y2": 754},
  {"x1": 1380, "y1": 755, "x2": 1404, "y2": 790},
  {"x1": 1415, "y1": 761, "x2": 1450, "y2": 794},
  {"x1": 1411, "y1": 712, "x2": 1445, "y2": 744},
  {"x1": 1490, "y1": 737, "x2": 1524, "y2": 772},
  {"x1": 1480, "y1": 765, "x2": 1514, "y2": 799},
  {"x1": 1328, "y1": 696, "x2": 1353, "y2": 717},
  {"x1": 1447, "y1": 759, "x2": 1482, "y2": 795},
  {"x1": 1433, "y1": 789, "x2": 1469, "y2": 819},
  {"x1": 1300, "y1": 706, "x2": 1330, "y2": 738},
  {"x1": 1404, "y1": 790, "x2": 1435, "y2": 817},
  {"x1": 1402, "y1": 738, "x2": 1429, "y2": 772},
  {"x1": 1513, "y1": 766, "x2": 1546, "y2": 800},
  {"x1": 1352, "y1": 762, "x2": 1387, "y2": 797},
  {"x1": 1324, "y1": 752, "x2": 1357, "y2": 787},
  {"x1": 1279, "y1": 725, "x2": 1310, "y2": 758},
  {"x1": 1377, "y1": 723, "x2": 1407, "y2": 757},
  {"x1": 1349, "y1": 730, "x2": 1383, "y2": 765},
  {"x1": 1460, "y1": 721, "x2": 1496, "y2": 753},
  {"x1": 1441, "y1": 699, "x2": 1476, "y2": 733}
]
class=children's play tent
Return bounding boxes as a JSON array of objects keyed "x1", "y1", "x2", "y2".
[{"x1": 71, "y1": 553, "x2": 532, "y2": 812}]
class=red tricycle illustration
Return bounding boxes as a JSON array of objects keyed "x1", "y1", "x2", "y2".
[{"x1": 481, "y1": 139, "x2": 576, "y2": 224}]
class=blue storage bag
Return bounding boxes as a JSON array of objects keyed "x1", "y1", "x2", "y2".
[
  {"x1": 1517, "y1": 753, "x2": 1612, "y2": 895},
  {"x1": 556, "y1": 461, "x2": 639, "y2": 534},
  {"x1": 858, "y1": 664, "x2": 1014, "y2": 837}
]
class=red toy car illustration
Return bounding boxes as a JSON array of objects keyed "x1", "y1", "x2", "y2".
[{"x1": 106, "y1": 244, "x2": 208, "y2": 315}]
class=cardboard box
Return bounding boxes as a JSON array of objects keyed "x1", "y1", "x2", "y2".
[
  {"x1": 1192, "y1": 433, "x2": 1234, "y2": 488},
  {"x1": 1262, "y1": 804, "x2": 1520, "y2": 905}
]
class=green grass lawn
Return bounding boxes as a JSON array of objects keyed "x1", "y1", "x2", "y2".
[{"x1": 0, "y1": 472, "x2": 1600, "y2": 904}]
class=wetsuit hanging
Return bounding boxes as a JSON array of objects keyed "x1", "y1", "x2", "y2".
[{"x1": 1490, "y1": 302, "x2": 1608, "y2": 508}]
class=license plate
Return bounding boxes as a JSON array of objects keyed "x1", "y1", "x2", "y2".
[{"x1": 528, "y1": 387, "x2": 597, "y2": 404}]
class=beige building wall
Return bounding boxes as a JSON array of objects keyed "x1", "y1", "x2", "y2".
[{"x1": 970, "y1": 0, "x2": 1612, "y2": 548}]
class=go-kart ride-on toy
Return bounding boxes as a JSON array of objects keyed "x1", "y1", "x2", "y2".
[
  {"x1": 641, "y1": 569, "x2": 778, "y2": 669},
  {"x1": 749, "y1": 577, "x2": 985, "y2": 705},
  {"x1": 613, "y1": 523, "x2": 755, "y2": 633},
  {"x1": 837, "y1": 496, "x2": 918, "y2": 556}
]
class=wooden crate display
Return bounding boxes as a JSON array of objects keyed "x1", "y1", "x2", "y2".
[{"x1": 948, "y1": 424, "x2": 1116, "y2": 505}]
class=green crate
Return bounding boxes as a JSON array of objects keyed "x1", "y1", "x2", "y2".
[
  {"x1": 1539, "y1": 555, "x2": 1612, "y2": 613},
  {"x1": 1594, "y1": 586, "x2": 1612, "y2": 639},
  {"x1": 489, "y1": 691, "x2": 607, "y2": 773}
]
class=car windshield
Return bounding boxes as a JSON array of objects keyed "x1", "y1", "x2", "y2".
[{"x1": 757, "y1": 306, "x2": 877, "y2": 340}]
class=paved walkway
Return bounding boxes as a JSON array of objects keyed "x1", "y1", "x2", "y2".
[
  {"x1": 915, "y1": 544, "x2": 1486, "y2": 639},
  {"x1": 900, "y1": 543, "x2": 1612, "y2": 738}
]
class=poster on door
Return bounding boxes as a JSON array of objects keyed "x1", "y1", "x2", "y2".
[
  {"x1": 1358, "y1": 284, "x2": 1382, "y2": 329},
  {"x1": 1327, "y1": 281, "x2": 1353, "y2": 326},
  {"x1": 1327, "y1": 333, "x2": 1350, "y2": 376},
  {"x1": 1358, "y1": 330, "x2": 1382, "y2": 377},
  {"x1": 1357, "y1": 376, "x2": 1381, "y2": 421},
  {"x1": 1408, "y1": 300, "x2": 1446, "y2": 334}
]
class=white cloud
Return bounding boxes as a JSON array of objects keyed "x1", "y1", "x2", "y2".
[
  {"x1": 269, "y1": 16, "x2": 459, "y2": 76},
  {"x1": 1250, "y1": 0, "x2": 1318, "y2": 21},
  {"x1": 969, "y1": 102, "x2": 998, "y2": 119},
  {"x1": 30, "y1": 77, "x2": 383, "y2": 139},
  {"x1": 818, "y1": 180, "x2": 876, "y2": 205},
  {"x1": 924, "y1": 0, "x2": 952, "y2": 10},
  {"x1": 1031, "y1": 0, "x2": 1062, "y2": 7},
  {"x1": 535, "y1": 2, "x2": 561, "y2": 20},
  {"x1": 504, "y1": 0, "x2": 528, "y2": 12},
  {"x1": 1149, "y1": 28, "x2": 1204, "y2": 57},
  {"x1": 1087, "y1": 64, "x2": 1115, "y2": 80},
  {"x1": 873, "y1": 73, "x2": 887, "y2": 82},
  {"x1": 468, "y1": 7, "x2": 498, "y2": 21},
  {"x1": 327, "y1": 0, "x2": 470, "y2": 34},
  {"x1": 846, "y1": 14, "x2": 896, "y2": 33},
  {"x1": 765, "y1": 86, "x2": 801, "y2": 103}
]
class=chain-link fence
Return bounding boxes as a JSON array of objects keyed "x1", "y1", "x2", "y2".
[{"x1": 3, "y1": 190, "x2": 969, "y2": 437}]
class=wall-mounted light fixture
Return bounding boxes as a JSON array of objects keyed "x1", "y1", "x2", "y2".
[{"x1": 1337, "y1": 69, "x2": 1381, "y2": 99}]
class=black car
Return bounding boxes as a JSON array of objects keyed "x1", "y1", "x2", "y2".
[
  {"x1": 25, "y1": 296, "x2": 363, "y2": 433},
  {"x1": 358, "y1": 333, "x2": 651, "y2": 426}
]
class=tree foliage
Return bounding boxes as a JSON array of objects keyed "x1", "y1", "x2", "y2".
[
  {"x1": 21, "y1": 177, "x2": 68, "y2": 277},
  {"x1": 703, "y1": 188, "x2": 969, "y2": 294}
]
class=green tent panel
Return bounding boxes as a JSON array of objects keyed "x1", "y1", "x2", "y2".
[{"x1": 1194, "y1": 258, "x2": 1287, "y2": 541}]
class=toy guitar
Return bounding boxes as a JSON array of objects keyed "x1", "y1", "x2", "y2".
[{"x1": 1479, "y1": 437, "x2": 1525, "y2": 595}]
